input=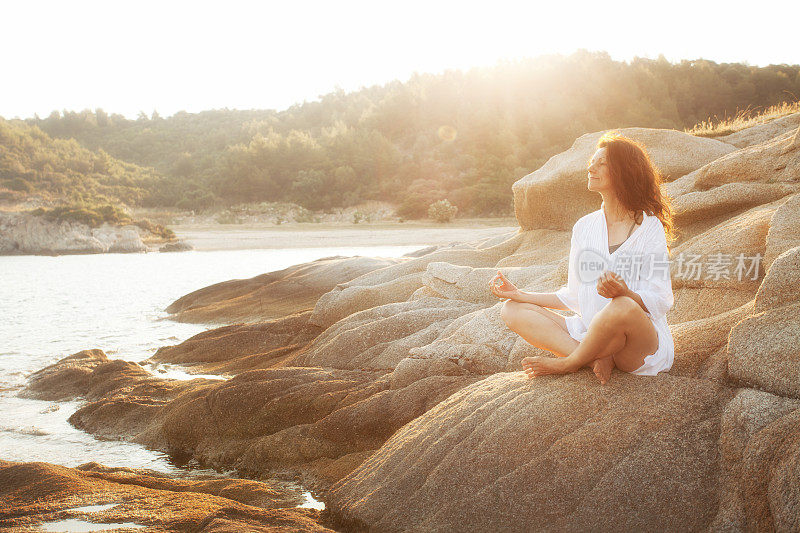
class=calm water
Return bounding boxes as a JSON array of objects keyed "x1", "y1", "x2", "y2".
[{"x1": 0, "y1": 246, "x2": 421, "y2": 476}]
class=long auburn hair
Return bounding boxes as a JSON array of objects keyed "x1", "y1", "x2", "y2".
[{"x1": 596, "y1": 130, "x2": 677, "y2": 249}]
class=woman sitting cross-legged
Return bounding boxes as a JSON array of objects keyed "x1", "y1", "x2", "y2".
[{"x1": 489, "y1": 131, "x2": 676, "y2": 385}]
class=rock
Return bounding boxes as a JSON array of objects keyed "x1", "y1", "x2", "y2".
[
  {"x1": 512, "y1": 128, "x2": 735, "y2": 230},
  {"x1": 0, "y1": 460, "x2": 331, "y2": 532},
  {"x1": 389, "y1": 357, "x2": 469, "y2": 389},
  {"x1": 0, "y1": 212, "x2": 153, "y2": 255},
  {"x1": 160, "y1": 240, "x2": 194, "y2": 252},
  {"x1": 166, "y1": 255, "x2": 403, "y2": 324},
  {"x1": 308, "y1": 233, "x2": 524, "y2": 328},
  {"x1": 326, "y1": 371, "x2": 730, "y2": 532},
  {"x1": 22, "y1": 350, "x2": 480, "y2": 493},
  {"x1": 19, "y1": 349, "x2": 211, "y2": 439},
  {"x1": 295, "y1": 297, "x2": 483, "y2": 371},
  {"x1": 494, "y1": 228, "x2": 571, "y2": 267},
  {"x1": 686, "y1": 127, "x2": 800, "y2": 191},
  {"x1": 669, "y1": 286, "x2": 755, "y2": 324},
  {"x1": 310, "y1": 272, "x2": 427, "y2": 329},
  {"x1": 716, "y1": 112, "x2": 800, "y2": 148},
  {"x1": 419, "y1": 261, "x2": 552, "y2": 304},
  {"x1": 409, "y1": 303, "x2": 519, "y2": 374},
  {"x1": 670, "y1": 182, "x2": 796, "y2": 230},
  {"x1": 233, "y1": 372, "x2": 481, "y2": 485},
  {"x1": 96, "y1": 224, "x2": 147, "y2": 253},
  {"x1": 736, "y1": 405, "x2": 800, "y2": 532},
  {"x1": 151, "y1": 311, "x2": 321, "y2": 374},
  {"x1": 669, "y1": 198, "x2": 778, "y2": 290},
  {"x1": 727, "y1": 246, "x2": 800, "y2": 398},
  {"x1": 669, "y1": 299, "x2": 754, "y2": 379},
  {"x1": 20, "y1": 118, "x2": 800, "y2": 532},
  {"x1": 714, "y1": 388, "x2": 800, "y2": 531},
  {"x1": 20, "y1": 349, "x2": 111, "y2": 401},
  {"x1": 765, "y1": 192, "x2": 800, "y2": 271},
  {"x1": 754, "y1": 244, "x2": 800, "y2": 313},
  {"x1": 19, "y1": 349, "x2": 165, "y2": 402}
]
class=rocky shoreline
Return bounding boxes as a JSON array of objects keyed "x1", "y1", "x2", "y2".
[
  {"x1": 0, "y1": 211, "x2": 192, "y2": 255},
  {"x1": 0, "y1": 460, "x2": 334, "y2": 532},
  {"x1": 4, "y1": 115, "x2": 800, "y2": 532}
]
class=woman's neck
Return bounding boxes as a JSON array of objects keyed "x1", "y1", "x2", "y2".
[{"x1": 601, "y1": 197, "x2": 634, "y2": 224}]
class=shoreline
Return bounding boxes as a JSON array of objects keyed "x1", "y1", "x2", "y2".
[{"x1": 170, "y1": 220, "x2": 520, "y2": 251}]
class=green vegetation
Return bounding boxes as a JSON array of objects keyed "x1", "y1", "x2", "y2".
[
  {"x1": 30, "y1": 204, "x2": 175, "y2": 240},
  {"x1": 4, "y1": 50, "x2": 799, "y2": 219},
  {"x1": 31, "y1": 204, "x2": 132, "y2": 227},
  {"x1": 0, "y1": 118, "x2": 161, "y2": 206},
  {"x1": 428, "y1": 199, "x2": 458, "y2": 223},
  {"x1": 684, "y1": 99, "x2": 800, "y2": 137}
]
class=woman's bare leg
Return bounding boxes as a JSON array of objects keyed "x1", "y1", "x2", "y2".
[
  {"x1": 525, "y1": 296, "x2": 658, "y2": 378},
  {"x1": 500, "y1": 300, "x2": 615, "y2": 383},
  {"x1": 500, "y1": 300, "x2": 577, "y2": 357}
]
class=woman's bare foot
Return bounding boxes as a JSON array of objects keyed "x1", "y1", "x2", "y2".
[
  {"x1": 521, "y1": 356, "x2": 571, "y2": 378},
  {"x1": 591, "y1": 356, "x2": 614, "y2": 385}
]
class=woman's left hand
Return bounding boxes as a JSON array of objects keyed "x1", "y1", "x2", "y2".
[{"x1": 597, "y1": 271, "x2": 629, "y2": 298}]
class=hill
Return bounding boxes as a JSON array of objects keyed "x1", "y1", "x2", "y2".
[
  {"x1": 0, "y1": 117, "x2": 162, "y2": 208},
  {"x1": 15, "y1": 50, "x2": 800, "y2": 216}
]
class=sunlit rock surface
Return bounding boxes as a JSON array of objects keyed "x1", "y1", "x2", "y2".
[{"x1": 0, "y1": 460, "x2": 332, "y2": 532}]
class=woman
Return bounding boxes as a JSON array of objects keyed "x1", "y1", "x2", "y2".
[{"x1": 490, "y1": 131, "x2": 676, "y2": 385}]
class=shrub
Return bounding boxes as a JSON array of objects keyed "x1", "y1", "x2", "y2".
[
  {"x1": 134, "y1": 219, "x2": 176, "y2": 240},
  {"x1": 29, "y1": 205, "x2": 175, "y2": 240},
  {"x1": 6, "y1": 178, "x2": 34, "y2": 192},
  {"x1": 395, "y1": 195, "x2": 430, "y2": 220},
  {"x1": 31, "y1": 204, "x2": 131, "y2": 227},
  {"x1": 428, "y1": 199, "x2": 458, "y2": 223},
  {"x1": 293, "y1": 206, "x2": 321, "y2": 223}
]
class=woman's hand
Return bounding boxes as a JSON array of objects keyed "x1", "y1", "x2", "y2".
[
  {"x1": 596, "y1": 270, "x2": 629, "y2": 299},
  {"x1": 488, "y1": 271, "x2": 523, "y2": 301}
]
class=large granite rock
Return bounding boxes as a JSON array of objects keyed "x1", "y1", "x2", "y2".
[
  {"x1": 296, "y1": 297, "x2": 483, "y2": 371},
  {"x1": 326, "y1": 371, "x2": 730, "y2": 532},
  {"x1": 150, "y1": 311, "x2": 321, "y2": 374},
  {"x1": 716, "y1": 113, "x2": 800, "y2": 148},
  {"x1": 512, "y1": 128, "x2": 736, "y2": 230},
  {"x1": 727, "y1": 246, "x2": 800, "y2": 398},
  {"x1": 713, "y1": 388, "x2": 800, "y2": 531},
  {"x1": 166, "y1": 255, "x2": 406, "y2": 324},
  {"x1": 308, "y1": 232, "x2": 524, "y2": 328},
  {"x1": 670, "y1": 124, "x2": 799, "y2": 190},
  {"x1": 765, "y1": 192, "x2": 800, "y2": 271},
  {"x1": 668, "y1": 198, "x2": 777, "y2": 291}
]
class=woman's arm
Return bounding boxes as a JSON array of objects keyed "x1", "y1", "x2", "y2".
[
  {"x1": 628, "y1": 222, "x2": 674, "y2": 319},
  {"x1": 514, "y1": 290, "x2": 572, "y2": 311},
  {"x1": 492, "y1": 219, "x2": 582, "y2": 313}
]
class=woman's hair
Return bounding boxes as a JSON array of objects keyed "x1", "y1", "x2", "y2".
[{"x1": 595, "y1": 130, "x2": 677, "y2": 248}]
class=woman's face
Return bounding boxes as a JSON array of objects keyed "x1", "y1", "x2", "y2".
[{"x1": 587, "y1": 147, "x2": 613, "y2": 193}]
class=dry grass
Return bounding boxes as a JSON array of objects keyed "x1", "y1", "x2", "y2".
[{"x1": 685, "y1": 98, "x2": 800, "y2": 138}]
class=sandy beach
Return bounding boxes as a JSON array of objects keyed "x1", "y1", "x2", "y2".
[{"x1": 171, "y1": 219, "x2": 520, "y2": 251}]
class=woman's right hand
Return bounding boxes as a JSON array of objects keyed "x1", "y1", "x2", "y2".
[{"x1": 488, "y1": 271, "x2": 522, "y2": 301}]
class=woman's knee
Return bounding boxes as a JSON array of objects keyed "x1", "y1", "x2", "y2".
[
  {"x1": 596, "y1": 296, "x2": 640, "y2": 326},
  {"x1": 500, "y1": 300, "x2": 521, "y2": 326}
]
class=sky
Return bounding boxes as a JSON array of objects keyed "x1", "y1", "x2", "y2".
[{"x1": 2, "y1": 0, "x2": 798, "y2": 120}]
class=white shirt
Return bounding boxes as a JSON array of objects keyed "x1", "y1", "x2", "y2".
[{"x1": 554, "y1": 208, "x2": 675, "y2": 375}]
